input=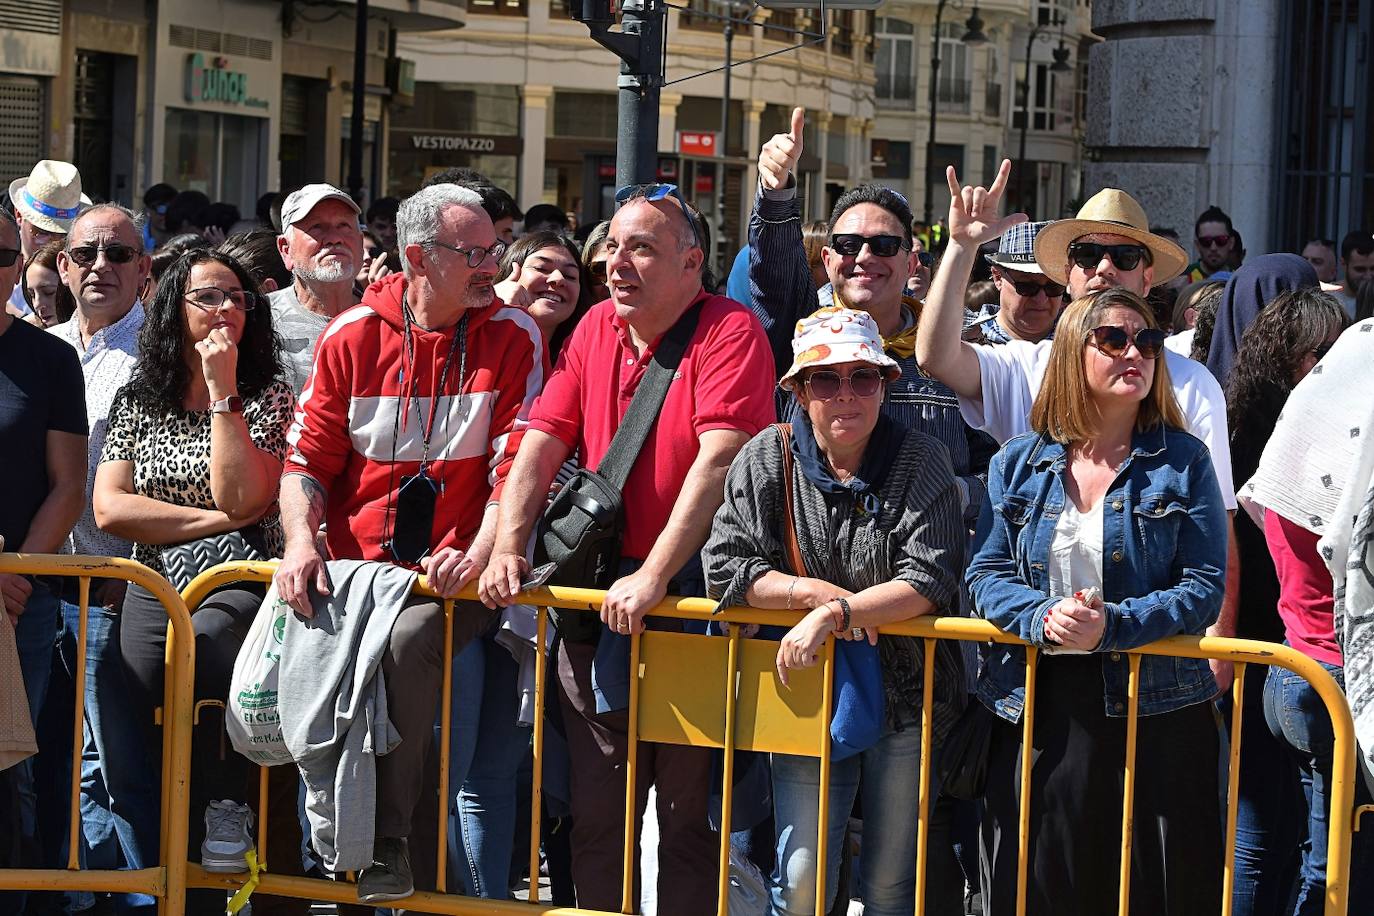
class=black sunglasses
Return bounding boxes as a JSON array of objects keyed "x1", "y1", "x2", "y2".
[
  {"x1": 588, "y1": 260, "x2": 608, "y2": 284},
  {"x1": 0, "y1": 248, "x2": 19, "y2": 268},
  {"x1": 1068, "y1": 242, "x2": 1149, "y2": 272},
  {"x1": 829, "y1": 234, "x2": 910, "y2": 259},
  {"x1": 803, "y1": 367, "x2": 885, "y2": 400},
  {"x1": 1008, "y1": 278, "x2": 1067, "y2": 299},
  {"x1": 1312, "y1": 341, "x2": 1336, "y2": 360},
  {"x1": 67, "y1": 244, "x2": 140, "y2": 267},
  {"x1": 1087, "y1": 325, "x2": 1168, "y2": 360}
]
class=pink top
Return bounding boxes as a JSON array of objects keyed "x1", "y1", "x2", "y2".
[{"x1": 1264, "y1": 511, "x2": 1342, "y2": 667}]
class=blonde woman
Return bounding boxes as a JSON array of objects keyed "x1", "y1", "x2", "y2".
[{"x1": 968, "y1": 287, "x2": 1228, "y2": 915}]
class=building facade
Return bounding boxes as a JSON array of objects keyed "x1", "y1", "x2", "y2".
[
  {"x1": 870, "y1": 0, "x2": 1096, "y2": 225},
  {"x1": 396, "y1": 0, "x2": 878, "y2": 272},
  {"x1": 1086, "y1": 0, "x2": 1372, "y2": 258},
  {"x1": 0, "y1": 0, "x2": 462, "y2": 215}
]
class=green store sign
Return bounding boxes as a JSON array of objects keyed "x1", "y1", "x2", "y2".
[{"x1": 184, "y1": 53, "x2": 269, "y2": 110}]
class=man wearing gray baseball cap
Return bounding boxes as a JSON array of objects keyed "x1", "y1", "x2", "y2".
[{"x1": 270, "y1": 184, "x2": 373, "y2": 393}]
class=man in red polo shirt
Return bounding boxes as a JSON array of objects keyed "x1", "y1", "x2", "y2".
[{"x1": 479, "y1": 185, "x2": 774, "y2": 912}]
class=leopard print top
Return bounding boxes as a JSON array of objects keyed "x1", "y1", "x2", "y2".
[{"x1": 100, "y1": 380, "x2": 296, "y2": 573}]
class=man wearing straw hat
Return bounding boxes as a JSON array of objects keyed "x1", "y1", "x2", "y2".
[
  {"x1": 7, "y1": 160, "x2": 89, "y2": 318},
  {"x1": 916, "y1": 163, "x2": 1242, "y2": 679}
]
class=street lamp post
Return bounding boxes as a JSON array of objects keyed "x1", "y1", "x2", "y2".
[
  {"x1": 1016, "y1": 11, "x2": 1072, "y2": 216},
  {"x1": 923, "y1": 3, "x2": 987, "y2": 226}
]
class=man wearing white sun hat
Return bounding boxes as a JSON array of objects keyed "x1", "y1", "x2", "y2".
[{"x1": 7, "y1": 160, "x2": 90, "y2": 318}]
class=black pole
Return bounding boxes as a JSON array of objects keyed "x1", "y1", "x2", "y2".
[
  {"x1": 614, "y1": 0, "x2": 664, "y2": 188},
  {"x1": 1017, "y1": 24, "x2": 1037, "y2": 216},
  {"x1": 720, "y1": 12, "x2": 733, "y2": 271},
  {"x1": 923, "y1": 0, "x2": 947, "y2": 226},
  {"x1": 348, "y1": 0, "x2": 368, "y2": 204}
]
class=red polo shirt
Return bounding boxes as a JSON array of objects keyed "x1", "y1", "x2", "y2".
[{"x1": 528, "y1": 292, "x2": 775, "y2": 560}]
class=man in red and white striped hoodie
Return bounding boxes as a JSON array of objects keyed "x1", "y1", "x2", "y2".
[{"x1": 272, "y1": 183, "x2": 542, "y2": 904}]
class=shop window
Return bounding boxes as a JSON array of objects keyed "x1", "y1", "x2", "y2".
[
  {"x1": 165, "y1": 108, "x2": 265, "y2": 211},
  {"x1": 468, "y1": 0, "x2": 528, "y2": 15},
  {"x1": 553, "y1": 91, "x2": 618, "y2": 139}
]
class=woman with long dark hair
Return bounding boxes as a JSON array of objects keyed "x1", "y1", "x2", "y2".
[
  {"x1": 495, "y1": 229, "x2": 593, "y2": 361},
  {"x1": 1224, "y1": 288, "x2": 1348, "y2": 914},
  {"x1": 92, "y1": 249, "x2": 300, "y2": 913}
]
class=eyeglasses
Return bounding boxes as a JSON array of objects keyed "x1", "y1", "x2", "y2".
[
  {"x1": 1068, "y1": 242, "x2": 1149, "y2": 272},
  {"x1": 184, "y1": 287, "x2": 257, "y2": 312},
  {"x1": 588, "y1": 260, "x2": 608, "y2": 284},
  {"x1": 67, "y1": 244, "x2": 140, "y2": 268},
  {"x1": 431, "y1": 238, "x2": 508, "y2": 269},
  {"x1": 829, "y1": 234, "x2": 910, "y2": 258},
  {"x1": 803, "y1": 367, "x2": 885, "y2": 400},
  {"x1": 1008, "y1": 278, "x2": 1067, "y2": 299},
  {"x1": 1312, "y1": 342, "x2": 1336, "y2": 360},
  {"x1": 614, "y1": 183, "x2": 703, "y2": 252},
  {"x1": 1086, "y1": 325, "x2": 1167, "y2": 360},
  {"x1": 0, "y1": 248, "x2": 19, "y2": 268},
  {"x1": 916, "y1": 251, "x2": 936, "y2": 269},
  {"x1": 1197, "y1": 234, "x2": 1231, "y2": 249}
]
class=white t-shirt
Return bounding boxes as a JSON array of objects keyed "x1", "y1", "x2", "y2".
[
  {"x1": 1044, "y1": 496, "x2": 1104, "y2": 655},
  {"x1": 1164, "y1": 328, "x2": 1195, "y2": 357},
  {"x1": 961, "y1": 340, "x2": 1238, "y2": 510}
]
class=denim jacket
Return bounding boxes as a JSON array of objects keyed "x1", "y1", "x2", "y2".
[{"x1": 967, "y1": 424, "x2": 1227, "y2": 723}]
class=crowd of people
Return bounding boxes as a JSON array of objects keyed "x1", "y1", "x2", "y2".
[{"x1": 3, "y1": 101, "x2": 1374, "y2": 916}]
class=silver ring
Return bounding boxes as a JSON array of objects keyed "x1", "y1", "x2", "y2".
[{"x1": 852, "y1": 628, "x2": 864, "y2": 640}]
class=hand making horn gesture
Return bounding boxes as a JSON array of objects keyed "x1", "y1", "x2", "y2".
[
  {"x1": 758, "y1": 107, "x2": 806, "y2": 192},
  {"x1": 945, "y1": 158, "x2": 1028, "y2": 249}
]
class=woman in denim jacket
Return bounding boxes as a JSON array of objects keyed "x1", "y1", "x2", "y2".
[{"x1": 967, "y1": 288, "x2": 1228, "y2": 915}]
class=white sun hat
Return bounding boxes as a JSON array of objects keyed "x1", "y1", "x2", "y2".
[
  {"x1": 779, "y1": 306, "x2": 901, "y2": 390},
  {"x1": 9, "y1": 160, "x2": 91, "y2": 234}
]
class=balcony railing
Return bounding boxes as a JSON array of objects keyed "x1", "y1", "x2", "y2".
[
  {"x1": 985, "y1": 83, "x2": 1002, "y2": 117},
  {"x1": 936, "y1": 77, "x2": 971, "y2": 113}
]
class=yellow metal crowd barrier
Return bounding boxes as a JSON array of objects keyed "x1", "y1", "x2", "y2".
[
  {"x1": 0, "y1": 553, "x2": 195, "y2": 915},
  {"x1": 0, "y1": 553, "x2": 1364, "y2": 916}
]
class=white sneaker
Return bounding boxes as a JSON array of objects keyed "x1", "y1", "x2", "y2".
[{"x1": 201, "y1": 799, "x2": 254, "y2": 873}]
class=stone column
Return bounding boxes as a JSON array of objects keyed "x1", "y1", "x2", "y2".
[
  {"x1": 519, "y1": 84, "x2": 553, "y2": 210},
  {"x1": 845, "y1": 117, "x2": 865, "y2": 185},
  {"x1": 659, "y1": 92, "x2": 684, "y2": 157},
  {"x1": 814, "y1": 110, "x2": 834, "y2": 221},
  {"x1": 1086, "y1": 0, "x2": 1281, "y2": 253}
]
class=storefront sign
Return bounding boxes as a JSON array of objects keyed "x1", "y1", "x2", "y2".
[
  {"x1": 677, "y1": 131, "x2": 719, "y2": 158},
  {"x1": 407, "y1": 133, "x2": 522, "y2": 156},
  {"x1": 184, "y1": 53, "x2": 269, "y2": 110}
]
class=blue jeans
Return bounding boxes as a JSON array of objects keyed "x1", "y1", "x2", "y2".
[
  {"x1": 770, "y1": 723, "x2": 930, "y2": 916},
  {"x1": 1263, "y1": 657, "x2": 1374, "y2": 915},
  {"x1": 446, "y1": 635, "x2": 532, "y2": 898},
  {"x1": 73, "y1": 601, "x2": 159, "y2": 910},
  {"x1": 1228, "y1": 665, "x2": 1301, "y2": 916}
]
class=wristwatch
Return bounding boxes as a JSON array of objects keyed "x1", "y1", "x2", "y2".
[{"x1": 209, "y1": 395, "x2": 244, "y2": 414}]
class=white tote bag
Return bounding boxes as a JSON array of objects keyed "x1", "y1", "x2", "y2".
[{"x1": 226, "y1": 587, "x2": 293, "y2": 766}]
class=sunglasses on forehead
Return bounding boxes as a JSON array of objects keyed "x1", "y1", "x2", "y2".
[
  {"x1": 1068, "y1": 242, "x2": 1149, "y2": 272},
  {"x1": 614, "y1": 183, "x2": 702, "y2": 252},
  {"x1": 829, "y1": 234, "x2": 911, "y2": 258},
  {"x1": 1086, "y1": 325, "x2": 1167, "y2": 360}
]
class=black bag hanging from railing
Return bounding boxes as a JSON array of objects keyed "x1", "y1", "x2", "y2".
[{"x1": 533, "y1": 301, "x2": 704, "y2": 643}]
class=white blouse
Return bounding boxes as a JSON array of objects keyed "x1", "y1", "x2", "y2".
[{"x1": 1044, "y1": 496, "x2": 1104, "y2": 655}]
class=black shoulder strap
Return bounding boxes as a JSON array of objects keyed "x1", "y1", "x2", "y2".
[{"x1": 595, "y1": 299, "x2": 705, "y2": 488}]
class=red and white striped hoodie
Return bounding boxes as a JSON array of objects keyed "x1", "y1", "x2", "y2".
[{"x1": 283, "y1": 272, "x2": 543, "y2": 565}]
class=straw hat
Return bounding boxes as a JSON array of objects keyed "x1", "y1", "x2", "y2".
[
  {"x1": 1032, "y1": 188, "x2": 1189, "y2": 287},
  {"x1": 9, "y1": 160, "x2": 90, "y2": 234},
  {"x1": 779, "y1": 307, "x2": 901, "y2": 390}
]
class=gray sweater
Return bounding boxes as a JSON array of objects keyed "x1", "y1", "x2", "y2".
[
  {"x1": 702, "y1": 425, "x2": 968, "y2": 740},
  {"x1": 278, "y1": 559, "x2": 417, "y2": 872}
]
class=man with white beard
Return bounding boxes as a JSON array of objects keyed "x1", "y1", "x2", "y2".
[{"x1": 270, "y1": 184, "x2": 366, "y2": 393}]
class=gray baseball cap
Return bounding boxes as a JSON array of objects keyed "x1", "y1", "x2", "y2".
[{"x1": 279, "y1": 183, "x2": 359, "y2": 228}]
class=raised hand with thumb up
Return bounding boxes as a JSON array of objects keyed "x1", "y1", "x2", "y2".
[{"x1": 758, "y1": 107, "x2": 805, "y2": 192}]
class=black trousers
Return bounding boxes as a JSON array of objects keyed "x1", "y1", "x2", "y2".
[
  {"x1": 980, "y1": 654, "x2": 1222, "y2": 916},
  {"x1": 119, "y1": 583, "x2": 309, "y2": 916}
]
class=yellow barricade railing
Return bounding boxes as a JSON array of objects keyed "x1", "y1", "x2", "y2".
[
  {"x1": 1, "y1": 553, "x2": 1363, "y2": 916},
  {"x1": 0, "y1": 553, "x2": 195, "y2": 915}
]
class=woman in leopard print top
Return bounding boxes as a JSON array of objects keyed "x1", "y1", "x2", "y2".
[{"x1": 92, "y1": 249, "x2": 303, "y2": 909}]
